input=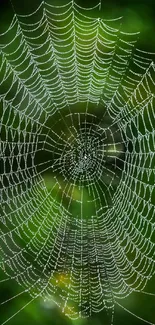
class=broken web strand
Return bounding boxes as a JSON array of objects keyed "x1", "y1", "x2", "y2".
[{"x1": 0, "y1": 0, "x2": 155, "y2": 324}]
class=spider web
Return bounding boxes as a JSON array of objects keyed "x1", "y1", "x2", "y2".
[{"x1": 0, "y1": 0, "x2": 155, "y2": 324}]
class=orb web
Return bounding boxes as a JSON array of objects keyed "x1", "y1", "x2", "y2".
[{"x1": 0, "y1": 1, "x2": 155, "y2": 324}]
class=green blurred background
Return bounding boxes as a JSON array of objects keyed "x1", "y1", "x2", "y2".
[{"x1": 0, "y1": 0, "x2": 155, "y2": 324}]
